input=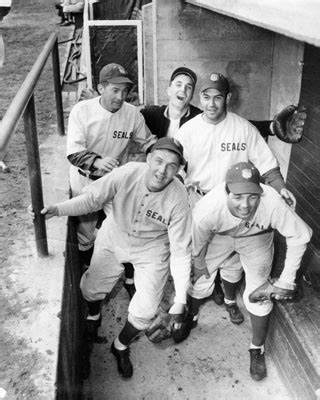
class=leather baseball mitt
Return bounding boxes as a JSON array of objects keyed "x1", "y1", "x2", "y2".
[
  {"x1": 145, "y1": 308, "x2": 185, "y2": 343},
  {"x1": 249, "y1": 278, "x2": 299, "y2": 303},
  {"x1": 273, "y1": 105, "x2": 307, "y2": 143}
]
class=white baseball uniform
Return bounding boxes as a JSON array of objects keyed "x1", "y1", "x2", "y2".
[
  {"x1": 67, "y1": 96, "x2": 156, "y2": 251},
  {"x1": 55, "y1": 162, "x2": 192, "y2": 330},
  {"x1": 191, "y1": 182, "x2": 312, "y2": 316},
  {"x1": 175, "y1": 111, "x2": 283, "y2": 204}
]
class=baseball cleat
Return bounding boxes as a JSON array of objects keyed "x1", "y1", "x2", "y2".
[
  {"x1": 249, "y1": 349, "x2": 267, "y2": 381},
  {"x1": 225, "y1": 302, "x2": 244, "y2": 324},
  {"x1": 111, "y1": 342, "x2": 133, "y2": 378}
]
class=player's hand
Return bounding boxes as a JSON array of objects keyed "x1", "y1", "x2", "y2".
[
  {"x1": 40, "y1": 205, "x2": 59, "y2": 219},
  {"x1": 280, "y1": 188, "x2": 296, "y2": 209},
  {"x1": 78, "y1": 88, "x2": 99, "y2": 102},
  {"x1": 28, "y1": 205, "x2": 35, "y2": 221},
  {"x1": 28, "y1": 205, "x2": 58, "y2": 220},
  {"x1": 93, "y1": 157, "x2": 119, "y2": 173},
  {"x1": 249, "y1": 278, "x2": 299, "y2": 302},
  {"x1": 191, "y1": 266, "x2": 210, "y2": 284}
]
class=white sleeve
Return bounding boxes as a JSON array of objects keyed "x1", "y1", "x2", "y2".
[
  {"x1": 192, "y1": 209, "x2": 216, "y2": 261},
  {"x1": 66, "y1": 103, "x2": 89, "y2": 156},
  {"x1": 168, "y1": 200, "x2": 192, "y2": 305},
  {"x1": 247, "y1": 124, "x2": 279, "y2": 175},
  {"x1": 270, "y1": 198, "x2": 312, "y2": 286}
]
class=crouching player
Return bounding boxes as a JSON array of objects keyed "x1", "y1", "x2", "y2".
[{"x1": 175, "y1": 161, "x2": 312, "y2": 381}]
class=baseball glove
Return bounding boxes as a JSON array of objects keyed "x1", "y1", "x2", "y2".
[
  {"x1": 273, "y1": 105, "x2": 307, "y2": 143},
  {"x1": 249, "y1": 278, "x2": 299, "y2": 303},
  {"x1": 145, "y1": 308, "x2": 185, "y2": 343}
]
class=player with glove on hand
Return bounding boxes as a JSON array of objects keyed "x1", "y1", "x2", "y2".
[
  {"x1": 175, "y1": 161, "x2": 312, "y2": 381},
  {"x1": 37, "y1": 137, "x2": 191, "y2": 379}
]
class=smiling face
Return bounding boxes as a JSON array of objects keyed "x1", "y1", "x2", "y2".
[
  {"x1": 98, "y1": 82, "x2": 130, "y2": 113},
  {"x1": 145, "y1": 149, "x2": 180, "y2": 192},
  {"x1": 200, "y1": 88, "x2": 231, "y2": 124},
  {"x1": 167, "y1": 74, "x2": 194, "y2": 110},
  {"x1": 227, "y1": 192, "x2": 260, "y2": 220}
]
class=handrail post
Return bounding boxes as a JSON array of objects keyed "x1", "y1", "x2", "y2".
[
  {"x1": 23, "y1": 94, "x2": 49, "y2": 257},
  {"x1": 52, "y1": 37, "x2": 65, "y2": 136}
]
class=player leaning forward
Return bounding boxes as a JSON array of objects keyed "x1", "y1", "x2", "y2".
[
  {"x1": 174, "y1": 73, "x2": 297, "y2": 324},
  {"x1": 39, "y1": 138, "x2": 192, "y2": 378},
  {"x1": 178, "y1": 161, "x2": 312, "y2": 381}
]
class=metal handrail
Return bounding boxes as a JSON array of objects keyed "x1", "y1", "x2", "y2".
[{"x1": 0, "y1": 32, "x2": 65, "y2": 257}]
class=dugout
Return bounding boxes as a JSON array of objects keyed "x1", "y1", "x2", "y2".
[
  {"x1": 140, "y1": 1, "x2": 320, "y2": 399},
  {"x1": 57, "y1": 1, "x2": 320, "y2": 398}
]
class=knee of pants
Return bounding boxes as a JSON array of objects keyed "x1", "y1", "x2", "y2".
[
  {"x1": 188, "y1": 270, "x2": 218, "y2": 299},
  {"x1": 243, "y1": 286, "x2": 273, "y2": 316},
  {"x1": 128, "y1": 312, "x2": 153, "y2": 331},
  {"x1": 128, "y1": 293, "x2": 159, "y2": 327},
  {"x1": 220, "y1": 268, "x2": 243, "y2": 283},
  {"x1": 80, "y1": 271, "x2": 110, "y2": 302}
]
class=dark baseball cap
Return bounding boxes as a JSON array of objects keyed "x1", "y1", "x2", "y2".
[
  {"x1": 151, "y1": 137, "x2": 186, "y2": 165},
  {"x1": 226, "y1": 162, "x2": 263, "y2": 194},
  {"x1": 99, "y1": 63, "x2": 133, "y2": 85},
  {"x1": 200, "y1": 72, "x2": 230, "y2": 94},
  {"x1": 170, "y1": 67, "x2": 197, "y2": 89}
]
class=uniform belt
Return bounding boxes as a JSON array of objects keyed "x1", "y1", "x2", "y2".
[{"x1": 78, "y1": 169, "x2": 101, "y2": 181}]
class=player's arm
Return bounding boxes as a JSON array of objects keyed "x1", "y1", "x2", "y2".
[
  {"x1": 66, "y1": 105, "x2": 119, "y2": 173},
  {"x1": 249, "y1": 197, "x2": 312, "y2": 303},
  {"x1": 191, "y1": 213, "x2": 214, "y2": 283},
  {"x1": 167, "y1": 199, "x2": 192, "y2": 308},
  {"x1": 271, "y1": 198, "x2": 312, "y2": 288},
  {"x1": 131, "y1": 110, "x2": 157, "y2": 153},
  {"x1": 247, "y1": 127, "x2": 296, "y2": 207},
  {"x1": 249, "y1": 105, "x2": 307, "y2": 143}
]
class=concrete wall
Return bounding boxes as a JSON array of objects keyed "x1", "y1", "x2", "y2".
[{"x1": 153, "y1": 0, "x2": 274, "y2": 120}]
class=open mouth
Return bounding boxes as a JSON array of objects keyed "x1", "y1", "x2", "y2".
[{"x1": 177, "y1": 95, "x2": 186, "y2": 101}]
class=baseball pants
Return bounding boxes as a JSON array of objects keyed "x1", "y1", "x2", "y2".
[
  {"x1": 189, "y1": 232, "x2": 274, "y2": 316},
  {"x1": 80, "y1": 219, "x2": 171, "y2": 330}
]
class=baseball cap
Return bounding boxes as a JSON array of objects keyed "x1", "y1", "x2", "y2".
[
  {"x1": 99, "y1": 63, "x2": 133, "y2": 85},
  {"x1": 170, "y1": 67, "x2": 197, "y2": 89},
  {"x1": 226, "y1": 162, "x2": 263, "y2": 194},
  {"x1": 200, "y1": 72, "x2": 230, "y2": 94},
  {"x1": 151, "y1": 137, "x2": 186, "y2": 165}
]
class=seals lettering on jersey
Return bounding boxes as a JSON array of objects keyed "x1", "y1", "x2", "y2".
[
  {"x1": 221, "y1": 142, "x2": 247, "y2": 152},
  {"x1": 146, "y1": 209, "x2": 168, "y2": 225},
  {"x1": 112, "y1": 131, "x2": 133, "y2": 139},
  {"x1": 245, "y1": 221, "x2": 265, "y2": 230}
]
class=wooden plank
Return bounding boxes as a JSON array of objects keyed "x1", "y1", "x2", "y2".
[{"x1": 289, "y1": 144, "x2": 320, "y2": 185}]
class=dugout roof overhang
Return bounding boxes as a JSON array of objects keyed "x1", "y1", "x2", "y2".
[{"x1": 185, "y1": 0, "x2": 320, "y2": 47}]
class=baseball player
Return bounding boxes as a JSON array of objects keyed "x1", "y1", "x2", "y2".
[
  {"x1": 38, "y1": 137, "x2": 192, "y2": 379},
  {"x1": 174, "y1": 72, "x2": 299, "y2": 324},
  {"x1": 79, "y1": 67, "x2": 306, "y2": 304},
  {"x1": 67, "y1": 63, "x2": 156, "y2": 296},
  {"x1": 174, "y1": 161, "x2": 312, "y2": 381}
]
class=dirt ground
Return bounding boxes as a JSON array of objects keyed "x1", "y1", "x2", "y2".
[{"x1": 0, "y1": 1, "x2": 71, "y2": 398}]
